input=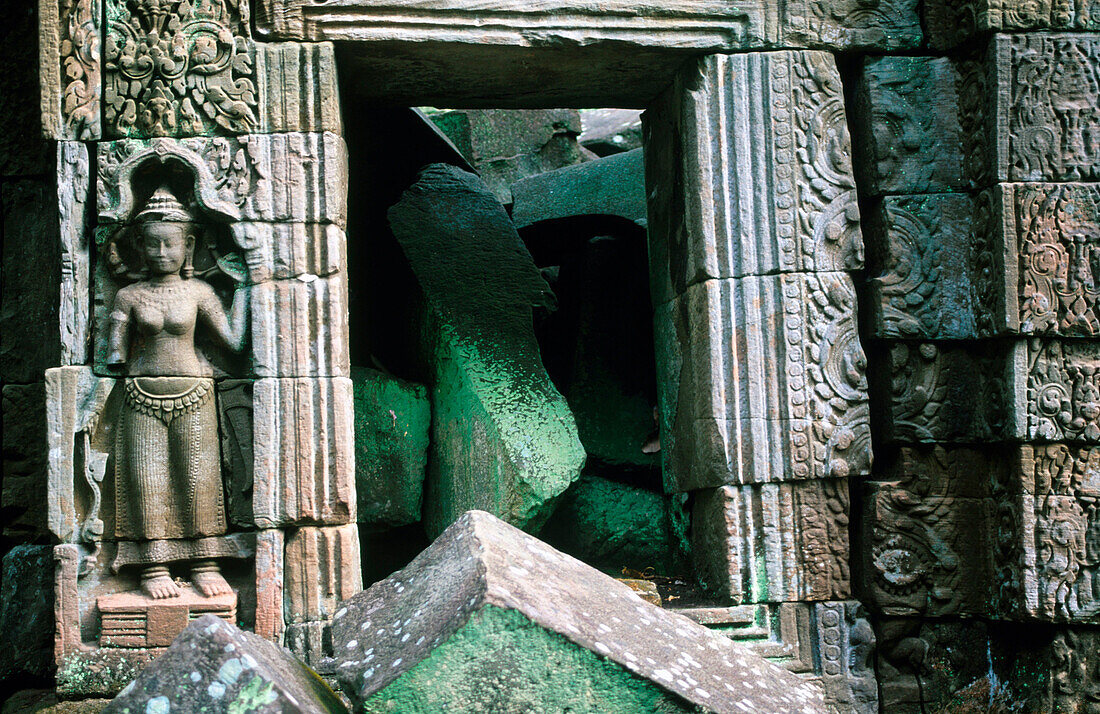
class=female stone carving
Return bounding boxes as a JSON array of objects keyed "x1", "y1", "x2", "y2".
[{"x1": 107, "y1": 185, "x2": 248, "y2": 599}]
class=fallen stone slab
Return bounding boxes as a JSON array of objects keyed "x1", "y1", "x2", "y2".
[
  {"x1": 104, "y1": 614, "x2": 347, "y2": 713},
  {"x1": 388, "y1": 164, "x2": 585, "y2": 537},
  {"x1": 331, "y1": 510, "x2": 828, "y2": 713}
]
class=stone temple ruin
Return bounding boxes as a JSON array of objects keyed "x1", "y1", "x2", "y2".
[{"x1": 1, "y1": 0, "x2": 1099, "y2": 712}]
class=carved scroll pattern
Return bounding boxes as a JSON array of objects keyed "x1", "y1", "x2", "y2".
[
  {"x1": 59, "y1": 0, "x2": 101, "y2": 139},
  {"x1": 1027, "y1": 341, "x2": 1100, "y2": 442},
  {"x1": 788, "y1": 52, "x2": 863, "y2": 273},
  {"x1": 104, "y1": 0, "x2": 257, "y2": 138},
  {"x1": 1016, "y1": 184, "x2": 1100, "y2": 337}
]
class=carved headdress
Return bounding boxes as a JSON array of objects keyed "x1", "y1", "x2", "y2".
[{"x1": 135, "y1": 185, "x2": 193, "y2": 223}]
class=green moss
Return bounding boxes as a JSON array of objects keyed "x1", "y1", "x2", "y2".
[{"x1": 362, "y1": 606, "x2": 698, "y2": 714}]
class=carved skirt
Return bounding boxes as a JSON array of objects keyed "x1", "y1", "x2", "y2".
[{"x1": 114, "y1": 377, "x2": 227, "y2": 548}]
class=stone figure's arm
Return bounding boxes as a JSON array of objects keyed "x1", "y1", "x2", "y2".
[
  {"x1": 106, "y1": 289, "x2": 133, "y2": 365},
  {"x1": 198, "y1": 281, "x2": 250, "y2": 353}
]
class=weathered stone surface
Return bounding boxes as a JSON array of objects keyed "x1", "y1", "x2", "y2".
[
  {"x1": 852, "y1": 56, "x2": 981, "y2": 195},
  {"x1": 879, "y1": 342, "x2": 1010, "y2": 444},
  {"x1": 283, "y1": 621, "x2": 333, "y2": 673},
  {"x1": 1012, "y1": 339, "x2": 1100, "y2": 443},
  {"x1": 995, "y1": 33, "x2": 1100, "y2": 183},
  {"x1": 429, "y1": 109, "x2": 586, "y2": 205},
  {"x1": 656, "y1": 272, "x2": 870, "y2": 490},
  {"x1": 579, "y1": 109, "x2": 643, "y2": 156},
  {"x1": 217, "y1": 380, "x2": 254, "y2": 528},
  {"x1": 926, "y1": 0, "x2": 1100, "y2": 49},
  {"x1": 257, "y1": 0, "x2": 918, "y2": 52},
  {"x1": 97, "y1": 134, "x2": 348, "y2": 226},
  {"x1": 58, "y1": 142, "x2": 93, "y2": 367},
  {"x1": 252, "y1": 275, "x2": 350, "y2": 377},
  {"x1": 331, "y1": 510, "x2": 828, "y2": 713},
  {"x1": 676, "y1": 601, "x2": 878, "y2": 714},
  {"x1": 253, "y1": 377, "x2": 355, "y2": 528},
  {"x1": 0, "y1": 546, "x2": 55, "y2": 683},
  {"x1": 38, "y1": 0, "x2": 100, "y2": 140},
  {"x1": 104, "y1": 0, "x2": 341, "y2": 140},
  {"x1": 254, "y1": 530, "x2": 285, "y2": 643},
  {"x1": 284, "y1": 524, "x2": 362, "y2": 625},
  {"x1": 866, "y1": 194, "x2": 983, "y2": 340},
  {"x1": 2, "y1": 179, "x2": 61, "y2": 384},
  {"x1": 2, "y1": 384, "x2": 49, "y2": 544},
  {"x1": 511, "y1": 149, "x2": 647, "y2": 232},
  {"x1": 388, "y1": 164, "x2": 585, "y2": 536},
  {"x1": 230, "y1": 223, "x2": 347, "y2": 283},
  {"x1": 45, "y1": 367, "x2": 117, "y2": 543},
  {"x1": 351, "y1": 366, "x2": 430, "y2": 528},
  {"x1": 693, "y1": 480, "x2": 851, "y2": 604},
  {"x1": 646, "y1": 51, "x2": 864, "y2": 305},
  {"x1": 106, "y1": 614, "x2": 347, "y2": 713},
  {"x1": 539, "y1": 475, "x2": 678, "y2": 576}
]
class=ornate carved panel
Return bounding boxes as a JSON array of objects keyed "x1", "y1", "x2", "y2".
[
  {"x1": 646, "y1": 51, "x2": 863, "y2": 304},
  {"x1": 1013, "y1": 339, "x2": 1100, "y2": 442},
  {"x1": 692, "y1": 480, "x2": 851, "y2": 604},
  {"x1": 926, "y1": 0, "x2": 1100, "y2": 50},
  {"x1": 996, "y1": 33, "x2": 1100, "y2": 183},
  {"x1": 38, "y1": 0, "x2": 101, "y2": 140},
  {"x1": 656, "y1": 272, "x2": 870, "y2": 490}
]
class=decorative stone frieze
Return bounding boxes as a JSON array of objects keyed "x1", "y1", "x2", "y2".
[
  {"x1": 646, "y1": 51, "x2": 864, "y2": 304},
  {"x1": 926, "y1": 0, "x2": 1100, "y2": 50},
  {"x1": 97, "y1": 134, "x2": 349, "y2": 226},
  {"x1": 656, "y1": 272, "x2": 870, "y2": 490},
  {"x1": 38, "y1": 0, "x2": 101, "y2": 140},
  {"x1": 1012, "y1": 339, "x2": 1100, "y2": 442},
  {"x1": 252, "y1": 377, "x2": 355, "y2": 528},
  {"x1": 692, "y1": 480, "x2": 851, "y2": 605},
  {"x1": 252, "y1": 275, "x2": 350, "y2": 377},
  {"x1": 58, "y1": 142, "x2": 93, "y2": 366},
  {"x1": 283, "y1": 524, "x2": 362, "y2": 624}
]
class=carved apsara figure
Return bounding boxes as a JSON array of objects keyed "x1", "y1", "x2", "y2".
[{"x1": 107, "y1": 185, "x2": 248, "y2": 599}]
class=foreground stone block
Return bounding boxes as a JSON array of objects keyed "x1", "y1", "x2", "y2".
[
  {"x1": 388, "y1": 164, "x2": 585, "y2": 536},
  {"x1": 97, "y1": 133, "x2": 348, "y2": 226},
  {"x1": 351, "y1": 367, "x2": 430, "y2": 528},
  {"x1": 331, "y1": 510, "x2": 828, "y2": 713},
  {"x1": 253, "y1": 377, "x2": 355, "y2": 528},
  {"x1": 38, "y1": 0, "x2": 100, "y2": 140},
  {"x1": 646, "y1": 52, "x2": 864, "y2": 304},
  {"x1": 693, "y1": 480, "x2": 851, "y2": 604},
  {"x1": 0, "y1": 546, "x2": 54, "y2": 683},
  {"x1": 656, "y1": 272, "x2": 871, "y2": 490},
  {"x1": 106, "y1": 615, "x2": 346, "y2": 713}
]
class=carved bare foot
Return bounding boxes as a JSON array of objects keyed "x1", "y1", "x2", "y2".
[
  {"x1": 141, "y1": 566, "x2": 181, "y2": 599},
  {"x1": 191, "y1": 561, "x2": 233, "y2": 597}
]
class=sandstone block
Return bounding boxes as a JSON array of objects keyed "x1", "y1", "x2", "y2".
[
  {"x1": 1011, "y1": 339, "x2": 1100, "y2": 442},
  {"x1": 0, "y1": 546, "x2": 55, "y2": 683},
  {"x1": 38, "y1": 0, "x2": 100, "y2": 140},
  {"x1": 692, "y1": 480, "x2": 851, "y2": 604},
  {"x1": 388, "y1": 164, "x2": 584, "y2": 536},
  {"x1": 656, "y1": 272, "x2": 870, "y2": 490},
  {"x1": 284, "y1": 524, "x2": 362, "y2": 624},
  {"x1": 351, "y1": 367, "x2": 430, "y2": 528},
  {"x1": 2, "y1": 384, "x2": 49, "y2": 543},
  {"x1": 511, "y1": 149, "x2": 647, "y2": 231},
  {"x1": 253, "y1": 377, "x2": 355, "y2": 528},
  {"x1": 231, "y1": 223, "x2": 346, "y2": 283},
  {"x1": 926, "y1": 0, "x2": 1100, "y2": 49},
  {"x1": 330, "y1": 510, "x2": 829, "y2": 713},
  {"x1": 852, "y1": 57, "x2": 982, "y2": 195},
  {"x1": 879, "y1": 342, "x2": 1010, "y2": 444},
  {"x1": 98, "y1": 133, "x2": 348, "y2": 226},
  {"x1": 254, "y1": 530, "x2": 285, "y2": 643},
  {"x1": 57, "y1": 142, "x2": 93, "y2": 367},
  {"x1": 106, "y1": 615, "x2": 347, "y2": 713},
  {"x1": 252, "y1": 275, "x2": 350, "y2": 377},
  {"x1": 645, "y1": 51, "x2": 864, "y2": 304}
]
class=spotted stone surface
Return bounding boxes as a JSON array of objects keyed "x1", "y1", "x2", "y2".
[
  {"x1": 105, "y1": 615, "x2": 346, "y2": 713},
  {"x1": 331, "y1": 510, "x2": 828, "y2": 713}
]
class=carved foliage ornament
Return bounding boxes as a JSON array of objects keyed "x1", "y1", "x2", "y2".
[
  {"x1": 1027, "y1": 340, "x2": 1100, "y2": 442},
  {"x1": 105, "y1": 0, "x2": 257, "y2": 138},
  {"x1": 59, "y1": 0, "x2": 102, "y2": 139}
]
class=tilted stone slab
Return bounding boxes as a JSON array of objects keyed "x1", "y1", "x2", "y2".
[
  {"x1": 38, "y1": 0, "x2": 100, "y2": 140},
  {"x1": 253, "y1": 377, "x2": 355, "y2": 528},
  {"x1": 926, "y1": 0, "x2": 1100, "y2": 50},
  {"x1": 645, "y1": 52, "x2": 864, "y2": 305},
  {"x1": 852, "y1": 56, "x2": 985, "y2": 196},
  {"x1": 692, "y1": 480, "x2": 851, "y2": 605},
  {"x1": 97, "y1": 134, "x2": 348, "y2": 226},
  {"x1": 510, "y1": 148, "x2": 647, "y2": 231},
  {"x1": 330, "y1": 510, "x2": 829, "y2": 713},
  {"x1": 105, "y1": 614, "x2": 347, "y2": 713},
  {"x1": 351, "y1": 366, "x2": 430, "y2": 528},
  {"x1": 655, "y1": 272, "x2": 870, "y2": 491},
  {"x1": 388, "y1": 163, "x2": 585, "y2": 536}
]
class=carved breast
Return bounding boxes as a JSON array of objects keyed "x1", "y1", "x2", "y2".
[{"x1": 132, "y1": 285, "x2": 198, "y2": 337}]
